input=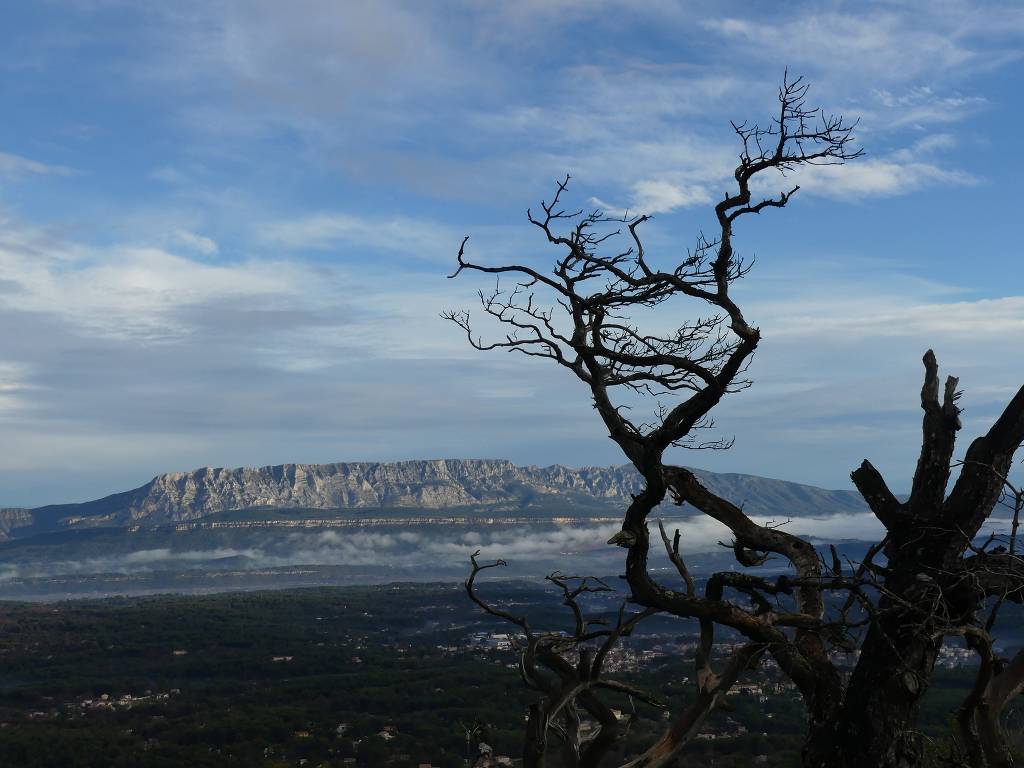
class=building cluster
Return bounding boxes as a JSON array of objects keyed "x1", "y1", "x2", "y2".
[
  {"x1": 72, "y1": 689, "x2": 180, "y2": 712},
  {"x1": 17, "y1": 689, "x2": 184, "y2": 722},
  {"x1": 695, "y1": 716, "x2": 749, "y2": 740},
  {"x1": 935, "y1": 644, "x2": 981, "y2": 669}
]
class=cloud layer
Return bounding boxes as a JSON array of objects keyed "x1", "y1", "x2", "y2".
[
  {"x1": 0, "y1": 1, "x2": 1022, "y2": 505},
  {"x1": 5, "y1": 511, "x2": 1020, "y2": 586}
]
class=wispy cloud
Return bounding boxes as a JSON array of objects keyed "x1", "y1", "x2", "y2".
[
  {"x1": 869, "y1": 88, "x2": 987, "y2": 129},
  {"x1": 259, "y1": 213, "x2": 457, "y2": 260},
  {"x1": 704, "y1": 10, "x2": 990, "y2": 84},
  {"x1": 0, "y1": 242, "x2": 304, "y2": 341},
  {"x1": 783, "y1": 158, "x2": 977, "y2": 200},
  {"x1": 173, "y1": 229, "x2": 219, "y2": 256},
  {"x1": 768, "y1": 296, "x2": 1024, "y2": 339},
  {"x1": 629, "y1": 180, "x2": 712, "y2": 215},
  {"x1": 0, "y1": 151, "x2": 74, "y2": 178},
  {"x1": 5, "y1": 511, "x2": 1024, "y2": 588}
]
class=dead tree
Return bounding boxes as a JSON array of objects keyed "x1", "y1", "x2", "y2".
[
  {"x1": 801, "y1": 353, "x2": 1024, "y2": 768},
  {"x1": 447, "y1": 75, "x2": 1024, "y2": 767},
  {"x1": 467, "y1": 552, "x2": 663, "y2": 766},
  {"x1": 466, "y1": 546, "x2": 772, "y2": 767},
  {"x1": 954, "y1": 473, "x2": 1024, "y2": 767}
]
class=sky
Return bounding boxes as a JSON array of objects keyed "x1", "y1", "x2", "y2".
[{"x1": 1, "y1": 0, "x2": 1023, "y2": 506}]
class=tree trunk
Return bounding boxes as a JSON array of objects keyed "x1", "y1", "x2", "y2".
[
  {"x1": 524, "y1": 701, "x2": 547, "y2": 768},
  {"x1": 803, "y1": 616, "x2": 940, "y2": 768}
]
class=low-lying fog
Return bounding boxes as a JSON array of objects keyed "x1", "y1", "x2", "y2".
[{"x1": 0, "y1": 512, "x2": 1016, "y2": 599}]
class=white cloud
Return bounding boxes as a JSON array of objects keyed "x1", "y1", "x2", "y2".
[
  {"x1": 870, "y1": 88, "x2": 987, "y2": 129},
  {"x1": 0, "y1": 246, "x2": 298, "y2": 340},
  {"x1": 907, "y1": 133, "x2": 957, "y2": 154},
  {"x1": 173, "y1": 229, "x2": 219, "y2": 256},
  {"x1": 127, "y1": 2, "x2": 1014, "y2": 212},
  {"x1": 763, "y1": 295, "x2": 1024, "y2": 340},
  {"x1": 784, "y1": 158, "x2": 977, "y2": 200},
  {"x1": 630, "y1": 180, "x2": 712, "y2": 215},
  {"x1": 0, "y1": 151, "x2": 74, "y2": 178},
  {"x1": 156, "y1": 0, "x2": 467, "y2": 130},
  {"x1": 593, "y1": 179, "x2": 713, "y2": 216},
  {"x1": 259, "y1": 212, "x2": 457, "y2": 261},
  {"x1": 704, "y1": 12, "x2": 978, "y2": 84},
  {"x1": 0, "y1": 362, "x2": 36, "y2": 416}
]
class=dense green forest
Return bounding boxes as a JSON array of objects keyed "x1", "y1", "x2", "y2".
[{"x1": 0, "y1": 585, "x2": 1000, "y2": 767}]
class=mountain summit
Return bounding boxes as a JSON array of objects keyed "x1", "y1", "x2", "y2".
[{"x1": 1, "y1": 459, "x2": 868, "y2": 540}]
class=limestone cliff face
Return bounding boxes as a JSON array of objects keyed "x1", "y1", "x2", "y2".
[
  {"x1": 0, "y1": 508, "x2": 34, "y2": 540},
  {"x1": 129, "y1": 459, "x2": 643, "y2": 521},
  {"x1": 42, "y1": 460, "x2": 644, "y2": 525},
  {"x1": 17, "y1": 459, "x2": 869, "y2": 532}
]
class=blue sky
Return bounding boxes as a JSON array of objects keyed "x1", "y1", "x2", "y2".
[{"x1": 1, "y1": 0, "x2": 1023, "y2": 506}]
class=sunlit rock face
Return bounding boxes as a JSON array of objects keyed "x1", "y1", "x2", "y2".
[
  {"x1": 28, "y1": 460, "x2": 651, "y2": 528},
  {"x1": 130, "y1": 459, "x2": 643, "y2": 520},
  {"x1": 13, "y1": 459, "x2": 872, "y2": 535}
]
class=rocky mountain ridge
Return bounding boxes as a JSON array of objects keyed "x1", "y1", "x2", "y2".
[{"x1": 3, "y1": 459, "x2": 870, "y2": 540}]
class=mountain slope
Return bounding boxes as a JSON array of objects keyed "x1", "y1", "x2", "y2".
[{"x1": 3, "y1": 459, "x2": 869, "y2": 539}]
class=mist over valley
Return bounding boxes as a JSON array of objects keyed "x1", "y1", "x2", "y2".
[{"x1": 0, "y1": 458, "x2": 910, "y2": 599}]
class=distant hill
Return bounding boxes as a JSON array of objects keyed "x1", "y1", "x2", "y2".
[{"x1": 0, "y1": 459, "x2": 868, "y2": 540}]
